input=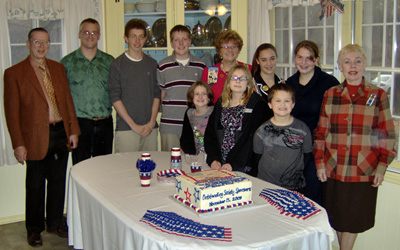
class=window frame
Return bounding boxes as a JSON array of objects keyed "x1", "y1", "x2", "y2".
[
  {"x1": 272, "y1": 4, "x2": 340, "y2": 80},
  {"x1": 8, "y1": 19, "x2": 63, "y2": 66}
]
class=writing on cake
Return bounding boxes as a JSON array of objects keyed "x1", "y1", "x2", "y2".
[{"x1": 174, "y1": 170, "x2": 253, "y2": 213}]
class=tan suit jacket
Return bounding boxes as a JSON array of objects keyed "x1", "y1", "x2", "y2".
[{"x1": 3, "y1": 57, "x2": 80, "y2": 161}]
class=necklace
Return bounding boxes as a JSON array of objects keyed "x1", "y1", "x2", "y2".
[{"x1": 220, "y1": 61, "x2": 238, "y2": 74}]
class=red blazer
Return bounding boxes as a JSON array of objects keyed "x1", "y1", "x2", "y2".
[{"x1": 3, "y1": 57, "x2": 80, "y2": 161}]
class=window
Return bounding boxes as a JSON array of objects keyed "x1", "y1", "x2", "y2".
[
  {"x1": 360, "y1": 0, "x2": 400, "y2": 163},
  {"x1": 271, "y1": 0, "x2": 400, "y2": 164},
  {"x1": 0, "y1": 0, "x2": 100, "y2": 166},
  {"x1": 360, "y1": 0, "x2": 400, "y2": 118},
  {"x1": 273, "y1": 4, "x2": 337, "y2": 79},
  {"x1": 8, "y1": 19, "x2": 63, "y2": 65}
]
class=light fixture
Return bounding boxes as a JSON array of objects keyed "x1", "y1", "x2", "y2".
[
  {"x1": 217, "y1": 4, "x2": 227, "y2": 16},
  {"x1": 203, "y1": 3, "x2": 228, "y2": 16},
  {"x1": 205, "y1": 8, "x2": 215, "y2": 16}
]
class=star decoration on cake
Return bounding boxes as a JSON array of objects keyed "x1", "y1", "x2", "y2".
[
  {"x1": 193, "y1": 188, "x2": 200, "y2": 202},
  {"x1": 184, "y1": 188, "x2": 192, "y2": 202},
  {"x1": 176, "y1": 180, "x2": 182, "y2": 193}
]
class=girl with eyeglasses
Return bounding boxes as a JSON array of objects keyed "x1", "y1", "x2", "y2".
[
  {"x1": 201, "y1": 30, "x2": 252, "y2": 103},
  {"x1": 204, "y1": 65, "x2": 272, "y2": 177}
]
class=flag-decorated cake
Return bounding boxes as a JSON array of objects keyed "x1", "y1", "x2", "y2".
[{"x1": 174, "y1": 169, "x2": 252, "y2": 213}]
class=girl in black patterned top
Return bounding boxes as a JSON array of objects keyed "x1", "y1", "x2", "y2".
[{"x1": 205, "y1": 65, "x2": 272, "y2": 176}]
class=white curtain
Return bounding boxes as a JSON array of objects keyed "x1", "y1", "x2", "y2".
[
  {"x1": 265, "y1": 0, "x2": 355, "y2": 10},
  {"x1": 63, "y1": 0, "x2": 104, "y2": 54},
  {"x1": 266, "y1": 0, "x2": 320, "y2": 9},
  {"x1": 0, "y1": 0, "x2": 102, "y2": 166},
  {"x1": 248, "y1": 0, "x2": 272, "y2": 64},
  {"x1": 0, "y1": 0, "x2": 16, "y2": 166}
]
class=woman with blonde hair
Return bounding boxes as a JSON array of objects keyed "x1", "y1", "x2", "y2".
[
  {"x1": 314, "y1": 44, "x2": 396, "y2": 250},
  {"x1": 204, "y1": 65, "x2": 271, "y2": 177}
]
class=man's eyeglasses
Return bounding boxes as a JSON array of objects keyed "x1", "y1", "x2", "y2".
[
  {"x1": 221, "y1": 45, "x2": 238, "y2": 50},
  {"x1": 230, "y1": 76, "x2": 248, "y2": 82},
  {"x1": 31, "y1": 40, "x2": 50, "y2": 46},
  {"x1": 82, "y1": 31, "x2": 99, "y2": 37}
]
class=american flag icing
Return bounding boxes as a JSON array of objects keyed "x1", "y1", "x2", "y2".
[
  {"x1": 140, "y1": 210, "x2": 232, "y2": 241},
  {"x1": 259, "y1": 188, "x2": 321, "y2": 220}
]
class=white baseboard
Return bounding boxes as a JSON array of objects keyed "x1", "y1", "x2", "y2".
[{"x1": 0, "y1": 214, "x2": 25, "y2": 225}]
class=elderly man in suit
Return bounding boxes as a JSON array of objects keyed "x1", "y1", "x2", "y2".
[{"x1": 3, "y1": 28, "x2": 80, "y2": 247}]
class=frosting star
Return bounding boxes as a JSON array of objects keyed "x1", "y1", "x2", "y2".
[
  {"x1": 176, "y1": 180, "x2": 182, "y2": 193},
  {"x1": 194, "y1": 188, "x2": 200, "y2": 202},
  {"x1": 184, "y1": 188, "x2": 192, "y2": 202}
]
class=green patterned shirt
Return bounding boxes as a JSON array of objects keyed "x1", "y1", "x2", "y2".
[{"x1": 61, "y1": 48, "x2": 114, "y2": 118}]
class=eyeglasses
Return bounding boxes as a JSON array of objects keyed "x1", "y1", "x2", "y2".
[
  {"x1": 221, "y1": 45, "x2": 238, "y2": 50},
  {"x1": 128, "y1": 35, "x2": 146, "y2": 40},
  {"x1": 230, "y1": 76, "x2": 248, "y2": 82},
  {"x1": 82, "y1": 31, "x2": 99, "y2": 37},
  {"x1": 31, "y1": 40, "x2": 50, "y2": 46}
]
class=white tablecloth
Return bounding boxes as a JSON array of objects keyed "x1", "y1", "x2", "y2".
[{"x1": 67, "y1": 152, "x2": 334, "y2": 250}]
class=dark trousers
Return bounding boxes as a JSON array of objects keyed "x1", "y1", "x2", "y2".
[
  {"x1": 304, "y1": 159, "x2": 322, "y2": 205},
  {"x1": 26, "y1": 122, "x2": 69, "y2": 234},
  {"x1": 72, "y1": 116, "x2": 113, "y2": 165}
]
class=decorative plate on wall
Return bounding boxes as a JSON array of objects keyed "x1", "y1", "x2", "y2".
[
  {"x1": 224, "y1": 15, "x2": 231, "y2": 30},
  {"x1": 204, "y1": 16, "x2": 222, "y2": 46},
  {"x1": 152, "y1": 18, "x2": 167, "y2": 47}
]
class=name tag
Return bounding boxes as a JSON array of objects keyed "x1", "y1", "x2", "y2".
[
  {"x1": 207, "y1": 67, "x2": 218, "y2": 87},
  {"x1": 366, "y1": 94, "x2": 376, "y2": 107},
  {"x1": 244, "y1": 108, "x2": 253, "y2": 113}
]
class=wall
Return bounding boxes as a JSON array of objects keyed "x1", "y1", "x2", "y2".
[
  {"x1": 354, "y1": 179, "x2": 400, "y2": 250},
  {"x1": 0, "y1": 159, "x2": 74, "y2": 225},
  {"x1": 331, "y1": 174, "x2": 400, "y2": 250},
  {"x1": 0, "y1": 164, "x2": 26, "y2": 224}
]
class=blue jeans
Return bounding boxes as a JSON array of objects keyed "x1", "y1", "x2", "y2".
[{"x1": 72, "y1": 116, "x2": 113, "y2": 165}]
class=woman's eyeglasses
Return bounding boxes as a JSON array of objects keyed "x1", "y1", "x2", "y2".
[{"x1": 221, "y1": 45, "x2": 238, "y2": 50}]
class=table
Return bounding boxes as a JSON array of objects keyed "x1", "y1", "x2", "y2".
[{"x1": 67, "y1": 151, "x2": 334, "y2": 250}]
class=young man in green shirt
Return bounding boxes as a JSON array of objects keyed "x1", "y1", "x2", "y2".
[{"x1": 61, "y1": 18, "x2": 114, "y2": 164}]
